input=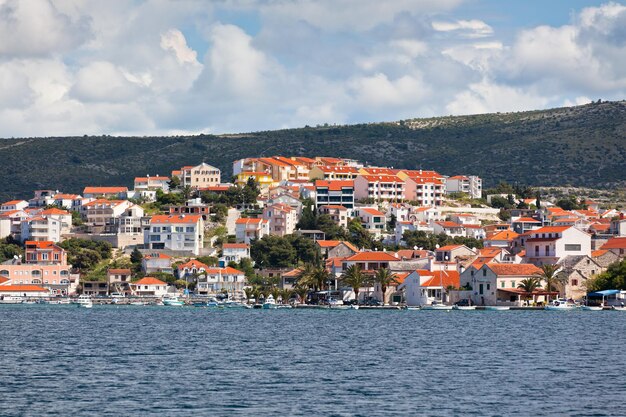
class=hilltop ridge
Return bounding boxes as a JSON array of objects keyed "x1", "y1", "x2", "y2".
[{"x1": 0, "y1": 100, "x2": 624, "y2": 201}]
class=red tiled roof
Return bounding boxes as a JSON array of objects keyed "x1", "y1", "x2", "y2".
[
  {"x1": 437, "y1": 244, "x2": 463, "y2": 251},
  {"x1": 487, "y1": 230, "x2": 519, "y2": 241},
  {"x1": 222, "y1": 243, "x2": 249, "y2": 249},
  {"x1": 134, "y1": 176, "x2": 169, "y2": 181},
  {"x1": 134, "y1": 277, "x2": 167, "y2": 286},
  {"x1": 41, "y1": 208, "x2": 70, "y2": 215},
  {"x1": 317, "y1": 240, "x2": 341, "y2": 248},
  {"x1": 151, "y1": 214, "x2": 202, "y2": 224},
  {"x1": 514, "y1": 217, "x2": 541, "y2": 223},
  {"x1": 83, "y1": 186, "x2": 128, "y2": 194},
  {"x1": 1, "y1": 200, "x2": 27, "y2": 206},
  {"x1": 235, "y1": 218, "x2": 265, "y2": 225},
  {"x1": 420, "y1": 270, "x2": 460, "y2": 288},
  {"x1": 591, "y1": 249, "x2": 609, "y2": 257},
  {"x1": 601, "y1": 237, "x2": 626, "y2": 250},
  {"x1": 362, "y1": 208, "x2": 384, "y2": 216},
  {"x1": 436, "y1": 221, "x2": 464, "y2": 229},
  {"x1": 178, "y1": 260, "x2": 209, "y2": 270},
  {"x1": 486, "y1": 264, "x2": 542, "y2": 276},
  {"x1": 314, "y1": 180, "x2": 354, "y2": 191},
  {"x1": 531, "y1": 226, "x2": 571, "y2": 234},
  {"x1": 205, "y1": 267, "x2": 244, "y2": 275},
  {"x1": 345, "y1": 251, "x2": 398, "y2": 262},
  {"x1": 358, "y1": 174, "x2": 403, "y2": 183},
  {"x1": 0, "y1": 285, "x2": 48, "y2": 292}
]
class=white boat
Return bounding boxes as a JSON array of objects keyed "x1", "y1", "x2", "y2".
[
  {"x1": 262, "y1": 295, "x2": 278, "y2": 309},
  {"x1": 350, "y1": 305, "x2": 360, "y2": 310},
  {"x1": 422, "y1": 302, "x2": 454, "y2": 310},
  {"x1": 0, "y1": 296, "x2": 24, "y2": 304},
  {"x1": 328, "y1": 298, "x2": 349, "y2": 309},
  {"x1": 223, "y1": 301, "x2": 249, "y2": 309},
  {"x1": 162, "y1": 294, "x2": 184, "y2": 306},
  {"x1": 406, "y1": 306, "x2": 420, "y2": 311},
  {"x1": 484, "y1": 306, "x2": 510, "y2": 311},
  {"x1": 612, "y1": 306, "x2": 626, "y2": 311},
  {"x1": 581, "y1": 305, "x2": 603, "y2": 311},
  {"x1": 130, "y1": 301, "x2": 146, "y2": 306},
  {"x1": 544, "y1": 299, "x2": 578, "y2": 311},
  {"x1": 454, "y1": 306, "x2": 477, "y2": 310},
  {"x1": 75, "y1": 294, "x2": 93, "y2": 308}
]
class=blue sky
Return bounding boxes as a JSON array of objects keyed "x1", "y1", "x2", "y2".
[{"x1": 0, "y1": 0, "x2": 624, "y2": 137}]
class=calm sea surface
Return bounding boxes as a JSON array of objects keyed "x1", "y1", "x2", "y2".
[{"x1": 1, "y1": 306, "x2": 625, "y2": 416}]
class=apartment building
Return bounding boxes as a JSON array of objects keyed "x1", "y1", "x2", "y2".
[
  {"x1": 172, "y1": 163, "x2": 221, "y2": 189},
  {"x1": 145, "y1": 214, "x2": 205, "y2": 255},
  {"x1": 354, "y1": 175, "x2": 405, "y2": 203},
  {"x1": 315, "y1": 180, "x2": 355, "y2": 209},
  {"x1": 235, "y1": 218, "x2": 270, "y2": 244},
  {"x1": 446, "y1": 175, "x2": 482, "y2": 199}
]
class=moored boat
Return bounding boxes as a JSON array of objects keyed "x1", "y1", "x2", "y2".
[
  {"x1": 484, "y1": 306, "x2": 510, "y2": 311},
  {"x1": 581, "y1": 305, "x2": 603, "y2": 311},
  {"x1": 75, "y1": 294, "x2": 93, "y2": 308},
  {"x1": 545, "y1": 299, "x2": 578, "y2": 311},
  {"x1": 262, "y1": 294, "x2": 278, "y2": 309},
  {"x1": 454, "y1": 306, "x2": 477, "y2": 310},
  {"x1": 0, "y1": 296, "x2": 24, "y2": 304},
  {"x1": 162, "y1": 294, "x2": 185, "y2": 306},
  {"x1": 422, "y1": 301, "x2": 453, "y2": 310}
]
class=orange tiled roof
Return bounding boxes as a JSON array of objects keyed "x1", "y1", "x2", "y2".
[
  {"x1": 362, "y1": 208, "x2": 384, "y2": 216},
  {"x1": 178, "y1": 260, "x2": 209, "y2": 270},
  {"x1": 514, "y1": 217, "x2": 541, "y2": 223},
  {"x1": 41, "y1": 208, "x2": 70, "y2": 215},
  {"x1": 151, "y1": 214, "x2": 202, "y2": 224},
  {"x1": 83, "y1": 186, "x2": 128, "y2": 194},
  {"x1": 358, "y1": 174, "x2": 403, "y2": 183},
  {"x1": 486, "y1": 263, "x2": 542, "y2": 276},
  {"x1": 134, "y1": 277, "x2": 167, "y2": 286},
  {"x1": 531, "y1": 226, "x2": 571, "y2": 234},
  {"x1": 314, "y1": 180, "x2": 354, "y2": 191},
  {"x1": 222, "y1": 243, "x2": 249, "y2": 249},
  {"x1": 420, "y1": 270, "x2": 460, "y2": 288},
  {"x1": 205, "y1": 267, "x2": 244, "y2": 275},
  {"x1": 235, "y1": 218, "x2": 266, "y2": 225},
  {"x1": 487, "y1": 230, "x2": 519, "y2": 241},
  {"x1": 345, "y1": 251, "x2": 398, "y2": 262},
  {"x1": 591, "y1": 249, "x2": 609, "y2": 257},
  {"x1": 1, "y1": 200, "x2": 27, "y2": 206},
  {"x1": 0, "y1": 285, "x2": 48, "y2": 292},
  {"x1": 317, "y1": 240, "x2": 341, "y2": 248},
  {"x1": 601, "y1": 237, "x2": 626, "y2": 250}
]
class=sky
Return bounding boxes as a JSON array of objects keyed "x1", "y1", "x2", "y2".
[{"x1": 0, "y1": 0, "x2": 624, "y2": 137}]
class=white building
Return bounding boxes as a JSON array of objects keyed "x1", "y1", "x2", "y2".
[
  {"x1": 131, "y1": 277, "x2": 169, "y2": 297},
  {"x1": 222, "y1": 243, "x2": 251, "y2": 264},
  {"x1": 195, "y1": 266, "x2": 246, "y2": 298},
  {"x1": 446, "y1": 175, "x2": 482, "y2": 199},
  {"x1": 0, "y1": 200, "x2": 29, "y2": 212},
  {"x1": 235, "y1": 218, "x2": 269, "y2": 244},
  {"x1": 522, "y1": 225, "x2": 591, "y2": 266},
  {"x1": 146, "y1": 214, "x2": 205, "y2": 255}
]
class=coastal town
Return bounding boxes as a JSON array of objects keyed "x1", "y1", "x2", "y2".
[{"x1": 1, "y1": 155, "x2": 625, "y2": 310}]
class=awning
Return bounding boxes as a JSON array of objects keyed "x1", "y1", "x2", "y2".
[{"x1": 588, "y1": 290, "x2": 621, "y2": 297}]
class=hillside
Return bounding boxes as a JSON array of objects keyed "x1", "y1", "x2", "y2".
[{"x1": 0, "y1": 100, "x2": 624, "y2": 201}]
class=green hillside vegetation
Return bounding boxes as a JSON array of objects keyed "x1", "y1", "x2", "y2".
[{"x1": 0, "y1": 100, "x2": 624, "y2": 201}]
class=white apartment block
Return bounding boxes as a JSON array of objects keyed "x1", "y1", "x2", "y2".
[
  {"x1": 146, "y1": 214, "x2": 205, "y2": 255},
  {"x1": 446, "y1": 175, "x2": 482, "y2": 199},
  {"x1": 523, "y1": 225, "x2": 591, "y2": 266}
]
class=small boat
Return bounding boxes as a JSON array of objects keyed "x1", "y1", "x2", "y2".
[
  {"x1": 0, "y1": 295, "x2": 24, "y2": 304},
  {"x1": 350, "y1": 305, "x2": 360, "y2": 310},
  {"x1": 162, "y1": 294, "x2": 184, "y2": 306},
  {"x1": 484, "y1": 306, "x2": 510, "y2": 311},
  {"x1": 262, "y1": 295, "x2": 278, "y2": 309},
  {"x1": 612, "y1": 306, "x2": 626, "y2": 311},
  {"x1": 545, "y1": 299, "x2": 577, "y2": 311},
  {"x1": 130, "y1": 301, "x2": 147, "y2": 306},
  {"x1": 276, "y1": 304, "x2": 293, "y2": 309},
  {"x1": 328, "y1": 298, "x2": 349, "y2": 309},
  {"x1": 75, "y1": 294, "x2": 93, "y2": 308},
  {"x1": 406, "y1": 306, "x2": 420, "y2": 311},
  {"x1": 223, "y1": 301, "x2": 249, "y2": 309},
  {"x1": 422, "y1": 301, "x2": 453, "y2": 310},
  {"x1": 581, "y1": 305, "x2": 603, "y2": 311},
  {"x1": 454, "y1": 306, "x2": 477, "y2": 310}
]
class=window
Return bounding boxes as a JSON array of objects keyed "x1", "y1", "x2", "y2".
[
  {"x1": 501, "y1": 281, "x2": 505, "y2": 288},
  {"x1": 564, "y1": 244, "x2": 581, "y2": 251},
  {"x1": 511, "y1": 281, "x2": 516, "y2": 288},
  {"x1": 482, "y1": 269, "x2": 486, "y2": 276},
  {"x1": 486, "y1": 284, "x2": 490, "y2": 290},
  {"x1": 571, "y1": 279, "x2": 578, "y2": 286}
]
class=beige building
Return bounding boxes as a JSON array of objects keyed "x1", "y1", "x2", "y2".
[{"x1": 173, "y1": 163, "x2": 221, "y2": 190}]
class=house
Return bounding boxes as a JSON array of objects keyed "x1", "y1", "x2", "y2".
[
  {"x1": 557, "y1": 255, "x2": 603, "y2": 300},
  {"x1": 318, "y1": 205, "x2": 350, "y2": 228},
  {"x1": 460, "y1": 263, "x2": 543, "y2": 306},
  {"x1": 131, "y1": 277, "x2": 169, "y2": 297},
  {"x1": 315, "y1": 180, "x2": 355, "y2": 209},
  {"x1": 107, "y1": 268, "x2": 133, "y2": 295},
  {"x1": 168, "y1": 198, "x2": 211, "y2": 221},
  {"x1": 0, "y1": 264, "x2": 76, "y2": 295},
  {"x1": 523, "y1": 226, "x2": 592, "y2": 266},
  {"x1": 82, "y1": 199, "x2": 134, "y2": 234},
  {"x1": 146, "y1": 214, "x2": 205, "y2": 255},
  {"x1": 484, "y1": 230, "x2": 520, "y2": 249},
  {"x1": 403, "y1": 175, "x2": 445, "y2": 206},
  {"x1": 222, "y1": 243, "x2": 251, "y2": 264},
  {"x1": 267, "y1": 194, "x2": 303, "y2": 215},
  {"x1": 450, "y1": 213, "x2": 480, "y2": 226},
  {"x1": 0, "y1": 285, "x2": 50, "y2": 298},
  {"x1": 356, "y1": 208, "x2": 386, "y2": 236},
  {"x1": 610, "y1": 214, "x2": 626, "y2": 236},
  {"x1": 52, "y1": 194, "x2": 83, "y2": 210},
  {"x1": 142, "y1": 253, "x2": 173, "y2": 274},
  {"x1": 0, "y1": 200, "x2": 29, "y2": 212},
  {"x1": 235, "y1": 218, "x2": 270, "y2": 244},
  {"x1": 409, "y1": 206, "x2": 442, "y2": 225},
  {"x1": 177, "y1": 259, "x2": 209, "y2": 279},
  {"x1": 172, "y1": 163, "x2": 221, "y2": 190},
  {"x1": 395, "y1": 221, "x2": 432, "y2": 244},
  {"x1": 371, "y1": 271, "x2": 411, "y2": 305},
  {"x1": 434, "y1": 245, "x2": 476, "y2": 263},
  {"x1": 342, "y1": 251, "x2": 399, "y2": 272},
  {"x1": 600, "y1": 237, "x2": 626, "y2": 258},
  {"x1": 445, "y1": 175, "x2": 482, "y2": 199},
  {"x1": 24, "y1": 241, "x2": 67, "y2": 265},
  {"x1": 309, "y1": 165, "x2": 359, "y2": 181},
  {"x1": 28, "y1": 190, "x2": 57, "y2": 207},
  {"x1": 134, "y1": 176, "x2": 170, "y2": 192},
  {"x1": 511, "y1": 217, "x2": 543, "y2": 235},
  {"x1": 82, "y1": 187, "x2": 128, "y2": 199},
  {"x1": 400, "y1": 269, "x2": 461, "y2": 306},
  {"x1": 235, "y1": 172, "x2": 274, "y2": 190},
  {"x1": 40, "y1": 208, "x2": 72, "y2": 234},
  {"x1": 262, "y1": 203, "x2": 298, "y2": 236},
  {"x1": 316, "y1": 240, "x2": 359, "y2": 259},
  {"x1": 233, "y1": 156, "x2": 313, "y2": 183},
  {"x1": 433, "y1": 221, "x2": 465, "y2": 238},
  {"x1": 0, "y1": 210, "x2": 29, "y2": 238},
  {"x1": 195, "y1": 267, "x2": 246, "y2": 297},
  {"x1": 388, "y1": 203, "x2": 411, "y2": 222},
  {"x1": 20, "y1": 216, "x2": 61, "y2": 243},
  {"x1": 354, "y1": 175, "x2": 405, "y2": 203}
]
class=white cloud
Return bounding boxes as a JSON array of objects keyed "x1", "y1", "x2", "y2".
[
  {"x1": 0, "y1": 0, "x2": 91, "y2": 57},
  {"x1": 71, "y1": 61, "x2": 141, "y2": 103},
  {"x1": 160, "y1": 29, "x2": 199, "y2": 65},
  {"x1": 432, "y1": 19, "x2": 493, "y2": 38}
]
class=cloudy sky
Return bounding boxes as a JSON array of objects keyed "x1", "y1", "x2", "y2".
[{"x1": 0, "y1": 0, "x2": 624, "y2": 137}]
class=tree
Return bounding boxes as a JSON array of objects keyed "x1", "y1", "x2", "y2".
[
  {"x1": 535, "y1": 191, "x2": 541, "y2": 209},
  {"x1": 555, "y1": 196, "x2": 586, "y2": 211},
  {"x1": 585, "y1": 259, "x2": 626, "y2": 292},
  {"x1": 168, "y1": 175, "x2": 181, "y2": 191},
  {"x1": 340, "y1": 265, "x2": 368, "y2": 302},
  {"x1": 296, "y1": 199, "x2": 318, "y2": 230},
  {"x1": 374, "y1": 268, "x2": 398, "y2": 305},
  {"x1": 387, "y1": 214, "x2": 397, "y2": 232},
  {"x1": 287, "y1": 234, "x2": 320, "y2": 265},
  {"x1": 181, "y1": 185, "x2": 193, "y2": 200},
  {"x1": 517, "y1": 277, "x2": 541, "y2": 301},
  {"x1": 242, "y1": 177, "x2": 260, "y2": 203},
  {"x1": 251, "y1": 235, "x2": 297, "y2": 268},
  {"x1": 0, "y1": 238, "x2": 23, "y2": 263},
  {"x1": 130, "y1": 247, "x2": 143, "y2": 264},
  {"x1": 534, "y1": 264, "x2": 565, "y2": 302},
  {"x1": 293, "y1": 285, "x2": 310, "y2": 304}
]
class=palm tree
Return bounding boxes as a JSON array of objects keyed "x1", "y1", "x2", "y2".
[
  {"x1": 517, "y1": 277, "x2": 541, "y2": 303},
  {"x1": 340, "y1": 265, "x2": 368, "y2": 303},
  {"x1": 373, "y1": 268, "x2": 398, "y2": 305},
  {"x1": 534, "y1": 264, "x2": 563, "y2": 302},
  {"x1": 293, "y1": 285, "x2": 309, "y2": 304}
]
